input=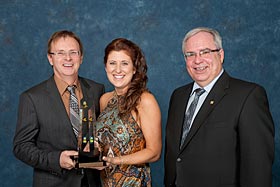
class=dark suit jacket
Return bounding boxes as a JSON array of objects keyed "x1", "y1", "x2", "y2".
[
  {"x1": 164, "y1": 71, "x2": 274, "y2": 187},
  {"x1": 13, "y1": 76, "x2": 105, "y2": 187}
]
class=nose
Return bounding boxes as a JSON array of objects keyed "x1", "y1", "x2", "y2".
[
  {"x1": 115, "y1": 64, "x2": 121, "y2": 73},
  {"x1": 64, "y1": 52, "x2": 72, "y2": 60},
  {"x1": 193, "y1": 53, "x2": 203, "y2": 63}
]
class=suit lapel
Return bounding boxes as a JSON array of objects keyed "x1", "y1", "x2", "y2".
[
  {"x1": 45, "y1": 76, "x2": 77, "y2": 144},
  {"x1": 80, "y1": 77, "x2": 93, "y2": 106},
  {"x1": 79, "y1": 78, "x2": 99, "y2": 120},
  {"x1": 180, "y1": 72, "x2": 230, "y2": 151}
]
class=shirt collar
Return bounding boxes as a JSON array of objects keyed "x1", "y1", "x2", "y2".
[{"x1": 54, "y1": 75, "x2": 80, "y2": 96}]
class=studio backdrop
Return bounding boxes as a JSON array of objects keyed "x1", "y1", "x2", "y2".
[{"x1": 0, "y1": 0, "x2": 279, "y2": 186}]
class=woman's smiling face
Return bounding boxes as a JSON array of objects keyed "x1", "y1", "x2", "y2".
[{"x1": 105, "y1": 50, "x2": 136, "y2": 95}]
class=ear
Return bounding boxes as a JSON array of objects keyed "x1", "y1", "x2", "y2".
[
  {"x1": 219, "y1": 49, "x2": 225, "y2": 64},
  {"x1": 80, "y1": 55, "x2": 83, "y2": 64},
  {"x1": 47, "y1": 54, "x2": 54, "y2": 66}
]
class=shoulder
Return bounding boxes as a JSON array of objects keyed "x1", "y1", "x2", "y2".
[
  {"x1": 138, "y1": 91, "x2": 159, "y2": 109},
  {"x1": 228, "y1": 76, "x2": 265, "y2": 94},
  {"x1": 17, "y1": 77, "x2": 55, "y2": 105},
  {"x1": 220, "y1": 71, "x2": 262, "y2": 91},
  {"x1": 137, "y1": 91, "x2": 161, "y2": 126},
  {"x1": 100, "y1": 91, "x2": 114, "y2": 102},
  {"x1": 170, "y1": 83, "x2": 192, "y2": 98},
  {"x1": 21, "y1": 77, "x2": 52, "y2": 96},
  {"x1": 174, "y1": 82, "x2": 192, "y2": 92},
  {"x1": 100, "y1": 91, "x2": 114, "y2": 111},
  {"x1": 216, "y1": 72, "x2": 267, "y2": 100},
  {"x1": 230, "y1": 76, "x2": 258, "y2": 87},
  {"x1": 79, "y1": 77, "x2": 105, "y2": 90}
]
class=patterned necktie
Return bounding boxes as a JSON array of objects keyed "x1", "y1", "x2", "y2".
[
  {"x1": 67, "y1": 86, "x2": 80, "y2": 137},
  {"x1": 180, "y1": 88, "x2": 205, "y2": 149}
]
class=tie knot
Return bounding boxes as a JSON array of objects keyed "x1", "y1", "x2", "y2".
[
  {"x1": 194, "y1": 88, "x2": 205, "y2": 97},
  {"x1": 67, "y1": 85, "x2": 76, "y2": 94}
]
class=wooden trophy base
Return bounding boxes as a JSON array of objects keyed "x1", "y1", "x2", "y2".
[
  {"x1": 72, "y1": 152, "x2": 106, "y2": 168},
  {"x1": 78, "y1": 161, "x2": 106, "y2": 168}
]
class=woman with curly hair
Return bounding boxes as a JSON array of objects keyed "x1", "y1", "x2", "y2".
[{"x1": 96, "y1": 38, "x2": 162, "y2": 187}]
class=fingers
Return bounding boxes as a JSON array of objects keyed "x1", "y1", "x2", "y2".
[
  {"x1": 102, "y1": 156, "x2": 122, "y2": 165},
  {"x1": 60, "y1": 150, "x2": 78, "y2": 170},
  {"x1": 65, "y1": 150, "x2": 78, "y2": 156}
]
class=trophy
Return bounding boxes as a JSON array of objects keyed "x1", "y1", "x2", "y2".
[{"x1": 72, "y1": 101, "x2": 106, "y2": 168}]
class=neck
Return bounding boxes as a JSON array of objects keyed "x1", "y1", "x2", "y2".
[{"x1": 54, "y1": 74, "x2": 78, "y2": 86}]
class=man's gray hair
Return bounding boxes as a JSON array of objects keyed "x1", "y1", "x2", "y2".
[{"x1": 182, "y1": 27, "x2": 223, "y2": 53}]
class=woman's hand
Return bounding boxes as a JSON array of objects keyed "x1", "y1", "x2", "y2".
[{"x1": 102, "y1": 156, "x2": 123, "y2": 165}]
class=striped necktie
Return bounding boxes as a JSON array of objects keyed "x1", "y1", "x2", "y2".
[
  {"x1": 67, "y1": 86, "x2": 80, "y2": 137},
  {"x1": 180, "y1": 88, "x2": 205, "y2": 149}
]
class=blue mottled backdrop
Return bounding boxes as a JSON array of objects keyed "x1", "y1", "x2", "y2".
[{"x1": 0, "y1": 0, "x2": 279, "y2": 186}]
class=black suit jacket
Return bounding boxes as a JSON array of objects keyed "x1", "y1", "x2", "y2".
[
  {"x1": 164, "y1": 71, "x2": 274, "y2": 187},
  {"x1": 13, "y1": 76, "x2": 105, "y2": 187}
]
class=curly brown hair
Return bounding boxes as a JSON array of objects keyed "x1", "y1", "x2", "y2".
[{"x1": 104, "y1": 38, "x2": 148, "y2": 119}]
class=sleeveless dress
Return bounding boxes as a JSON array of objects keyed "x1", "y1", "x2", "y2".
[{"x1": 96, "y1": 93, "x2": 151, "y2": 187}]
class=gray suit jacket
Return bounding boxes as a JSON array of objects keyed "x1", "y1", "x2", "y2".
[
  {"x1": 164, "y1": 71, "x2": 274, "y2": 187},
  {"x1": 13, "y1": 76, "x2": 104, "y2": 187}
]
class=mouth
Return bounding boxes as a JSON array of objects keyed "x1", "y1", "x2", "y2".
[
  {"x1": 194, "y1": 66, "x2": 207, "y2": 71},
  {"x1": 113, "y1": 75, "x2": 124, "y2": 79},
  {"x1": 63, "y1": 63, "x2": 74, "y2": 67}
]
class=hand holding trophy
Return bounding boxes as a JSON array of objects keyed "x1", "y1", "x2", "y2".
[{"x1": 72, "y1": 101, "x2": 106, "y2": 168}]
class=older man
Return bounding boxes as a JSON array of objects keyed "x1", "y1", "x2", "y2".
[{"x1": 164, "y1": 27, "x2": 274, "y2": 187}]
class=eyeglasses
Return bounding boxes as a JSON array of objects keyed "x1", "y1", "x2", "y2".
[
  {"x1": 49, "y1": 50, "x2": 80, "y2": 58},
  {"x1": 184, "y1": 48, "x2": 220, "y2": 60}
]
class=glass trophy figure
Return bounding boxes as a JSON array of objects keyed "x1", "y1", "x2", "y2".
[{"x1": 73, "y1": 101, "x2": 106, "y2": 168}]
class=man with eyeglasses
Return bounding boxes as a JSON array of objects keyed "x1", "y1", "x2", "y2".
[
  {"x1": 13, "y1": 30, "x2": 104, "y2": 187},
  {"x1": 164, "y1": 27, "x2": 274, "y2": 187}
]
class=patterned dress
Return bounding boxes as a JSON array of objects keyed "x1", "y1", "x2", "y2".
[{"x1": 96, "y1": 93, "x2": 151, "y2": 187}]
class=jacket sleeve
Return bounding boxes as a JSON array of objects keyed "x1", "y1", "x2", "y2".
[
  {"x1": 13, "y1": 92, "x2": 62, "y2": 175},
  {"x1": 238, "y1": 85, "x2": 274, "y2": 187}
]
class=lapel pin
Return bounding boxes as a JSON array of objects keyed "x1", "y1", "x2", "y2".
[{"x1": 210, "y1": 100, "x2": 214, "y2": 105}]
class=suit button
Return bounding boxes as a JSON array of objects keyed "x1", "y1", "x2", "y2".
[{"x1": 177, "y1": 158, "x2": 181, "y2": 162}]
